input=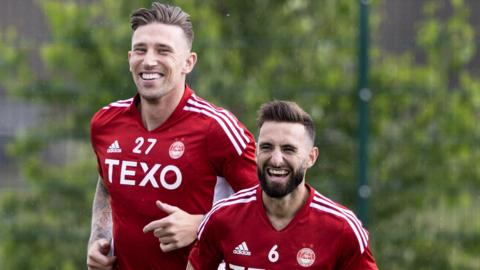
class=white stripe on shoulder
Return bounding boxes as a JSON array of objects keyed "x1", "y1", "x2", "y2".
[
  {"x1": 314, "y1": 195, "x2": 369, "y2": 247},
  {"x1": 186, "y1": 98, "x2": 248, "y2": 150},
  {"x1": 198, "y1": 187, "x2": 258, "y2": 239},
  {"x1": 184, "y1": 105, "x2": 243, "y2": 155},
  {"x1": 310, "y1": 202, "x2": 366, "y2": 254},
  {"x1": 116, "y1": 98, "x2": 134, "y2": 103},
  {"x1": 102, "y1": 98, "x2": 133, "y2": 109},
  {"x1": 310, "y1": 194, "x2": 368, "y2": 254},
  {"x1": 211, "y1": 185, "x2": 258, "y2": 208},
  {"x1": 191, "y1": 94, "x2": 250, "y2": 143},
  {"x1": 184, "y1": 95, "x2": 250, "y2": 150},
  {"x1": 313, "y1": 192, "x2": 369, "y2": 244}
]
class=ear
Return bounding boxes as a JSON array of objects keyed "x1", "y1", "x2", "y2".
[
  {"x1": 306, "y1": 146, "x2": 319, "y2": 168},
  {"x1": 182, "y1": 52, "x2": 197, "y2": 74},
  {"x1": 127, "y1": 51, "x2": 132, "y2": 72}
]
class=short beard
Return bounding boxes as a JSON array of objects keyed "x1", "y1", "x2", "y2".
[{"x1": 258, "y1": 166, "x2": 305, "y2": 198}]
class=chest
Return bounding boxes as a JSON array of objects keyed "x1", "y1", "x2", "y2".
[
  {"x1": 93, "y1": 118, "x2": 218, "y2": 208},
  {"x1": 98, "y1": 122, "x2": 206, "y2": 174},
  {"x1": 220, "y1": 215, "x2": 342, "y2": 269}
]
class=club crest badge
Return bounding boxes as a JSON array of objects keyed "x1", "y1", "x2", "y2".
[
  {"x1": 297, "y1": 247, "x2": 315, "y2": 267},
  {"x1": 169, "y1": 141, "x2": 185, "y2": 159}
]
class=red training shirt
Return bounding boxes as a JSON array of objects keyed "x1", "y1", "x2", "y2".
[
  {"x1": 90, "y1": 85, "x2": 258, "y2": 269},
  {"x1": 189, "y1": 185, "x2": 378, "y2": 270}
]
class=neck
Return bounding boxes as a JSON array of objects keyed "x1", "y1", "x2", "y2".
[
  {"x1": 262, "y1": 183, "x2": 309, "y2": 231},
  {"x1": 138, "y1": 85, "x2": 185, "y2": 131}
]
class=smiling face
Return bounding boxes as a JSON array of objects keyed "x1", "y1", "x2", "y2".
[
  {"x1": 128, "y1": 23, "x2": 196, "y2": 102},
  {"x1": 256, "y1": 121, "x2": 318, "y2": 198}
]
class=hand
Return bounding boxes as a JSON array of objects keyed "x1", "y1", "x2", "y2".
[
  {"x1": 87, "y1": 238, "x2": 116, "y2": 270},
  {"x1": 186, "y1": 261, "x2": 196, "y2": 270},
  {"x1": 143, "y1": 200, "x2": 204, "y2": 252}
]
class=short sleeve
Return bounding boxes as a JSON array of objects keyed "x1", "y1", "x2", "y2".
[
  {"x1": 90, "y1": 110, "x2": 104, "y2": 176},
  {"x1": 337, "y1": 222, "x2": 379, "y2": 270},
  {"x1": 206, "y1": 113, "x2": 258, "y2": 191},
  {"x1": 188, "y1": 215, "x2": 224, "y2": 270}
]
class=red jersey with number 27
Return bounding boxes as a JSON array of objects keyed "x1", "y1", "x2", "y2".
[
  {"x1": 90, "y1": 85, "x2": 258, "y2": 269},
  {"x1": 189, "y1": 185, "x2": 379, "y2": 270}
]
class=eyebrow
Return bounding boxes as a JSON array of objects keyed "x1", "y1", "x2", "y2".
[
  {"x1": 132, "y1": 43, "x2": 174, "y2": 51},
  {"x1": 155, "y1": 43, "x2": 174, "y2": 51},
  {"x1": 281, "y1": 144, "x2": 298, "y2": 151},
  {"x1": 258, "y1": 142, "x2": 298, "y2": 149}
]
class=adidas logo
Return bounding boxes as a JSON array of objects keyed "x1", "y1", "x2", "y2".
[
  {"x1": 107, "y1": 140, "x2": 122, "y2": 153},
  {"x1": 233, "y1": 241, "x2": 251, "y2": 256}
]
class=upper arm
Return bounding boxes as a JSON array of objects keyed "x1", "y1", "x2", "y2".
[
  {"x1": 188, "y1": 214, "x2": 224, "y2": 270},
  {"x1": 337, "y1": 223, "x2": 378, "y2": 270},
  {"x1": 342, "y1": 246, "x2": 378, "y2": 270},
  {"x1": 207, "y1": 119, "x2": 258, "y2": 191},
  {"x1": 223, "y1": 135, "x2": 258, "y2": 191}
]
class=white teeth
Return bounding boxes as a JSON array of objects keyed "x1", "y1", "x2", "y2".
[
  {"x1": 141, "y1": 73, "x2": 161, "y2": 80},
  {"x1": 267, "y1": 168, "x2": 289, "y2": 176}
]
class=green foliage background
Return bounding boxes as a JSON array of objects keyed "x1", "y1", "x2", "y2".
[{"x1": 0, "y1": 0, "x2": 479, "y2": 269}]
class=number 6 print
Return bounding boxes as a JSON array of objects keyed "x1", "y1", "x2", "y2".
[{"x1": 268, "y1": 245, "x2": 279, "y2": 263}]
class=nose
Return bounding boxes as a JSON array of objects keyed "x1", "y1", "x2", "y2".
[
  {"x1": 143, "y1": 50, "x2": 158, "y2": 68},
  {"x1": 269, "y1": 149, "x2": 284, "y2": 166}
]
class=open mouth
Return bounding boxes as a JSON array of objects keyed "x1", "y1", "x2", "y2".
[
  {"x1": 140, "y1": 72, "x2": 164, "y2": 80},
  {"x1": 266, "y1": 167, "x2": 290, "y2": 177}
]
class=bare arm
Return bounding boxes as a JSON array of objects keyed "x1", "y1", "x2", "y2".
[
  {"x1": 88, "y1": 176, "x2": 112, "y2": 246},
  {"x1": 87, "y1": 176, "x2": 116, "y2": 269}
]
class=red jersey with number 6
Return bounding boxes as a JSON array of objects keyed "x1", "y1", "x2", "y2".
[
  {"x1": 90, "y1": 85, "x2": 258, "y2": 269},
  {"x1": 189, "y1": 185, "x2": 378, "y2": 270}
]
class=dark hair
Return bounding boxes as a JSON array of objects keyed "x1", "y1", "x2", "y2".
[
  {"x1": 257, "y1": 100, "x2": 315, "y2": 143},
  {"x1": 130, "y1": 2, "x2": 194, "y2": 48}
]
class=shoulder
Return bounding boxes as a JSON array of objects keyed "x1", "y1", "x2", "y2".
[
  {"x1": 197, "y1": 185, "x2": 259, "y2": 239},
  {"x1": 183, "y1": 94, "x2": 253, "y2": 156},
  {"x1": 309, "y1": 190, "x2": 370, "y2": 254},
  {"x1": 182, "y1": 93, "x2": 247, "y2": 130},
  {"x1": 91, "y1": 98, "x2": 133, "y2": 129}
]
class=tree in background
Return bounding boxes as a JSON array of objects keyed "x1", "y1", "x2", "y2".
[
  {"x1": 370, "y1": 1, "x2": 480, "y2": 268},
  {"x1": 0, "y1": 0, "x2": 478, "y2": 269}
]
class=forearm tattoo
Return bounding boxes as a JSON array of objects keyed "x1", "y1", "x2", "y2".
[{"x1": 88, "y1": 178, "x2": 112, "y2": 247}]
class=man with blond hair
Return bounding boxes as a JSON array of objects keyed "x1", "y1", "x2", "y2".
[{"x1": 87, "y1": 2, "x2": 257, "y2": 269}]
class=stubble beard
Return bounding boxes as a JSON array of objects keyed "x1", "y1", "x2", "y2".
[
  {"x1": 138, "y1": 81, "x2": 175, "y2": 103},
  {"x1": 135, "y1": 68, "x2": 177, "y2": 102},
  {"x1": 257, "y1": 163, "x2": 306, "y2": 198}
]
